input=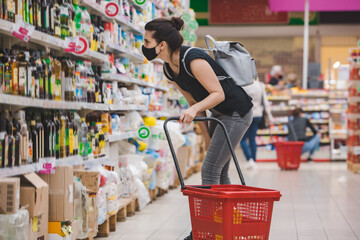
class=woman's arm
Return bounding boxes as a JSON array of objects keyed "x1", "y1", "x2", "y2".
[
  {"x1": 172, "y1": 82, "x2": 211, "y2": 150},
  {"x1": 179, "y1": 59, "x2": 225, "y2": 123}
]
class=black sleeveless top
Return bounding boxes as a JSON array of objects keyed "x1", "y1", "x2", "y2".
[{"x1": 163, "y1": 46, "x2": 253, "y2": 117}]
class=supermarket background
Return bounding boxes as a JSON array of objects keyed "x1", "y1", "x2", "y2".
[{"x1": 0, "y1": 0, "x2": 359, "y2": 240}]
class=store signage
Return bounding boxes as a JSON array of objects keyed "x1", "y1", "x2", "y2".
[
  {"x1": 138, "y1": 126, "x2": 150, "y2": 139},
  {"x1": 12, "y1": 20, "x2": 35, "y2": 42},
  {"x1": 135, "y1": 0, "x2": 146, "y2": 5},
  {"x1": 74, "y1": 36, "x2": 89, "y2": 55},
  {"x1": 209, "y1": 0, "x2": 288, "y2": 24},
  {"x1": 38, "y1": 157, "x2": 56, "y2": 174},
  {"x1": 104, "y1": 1, "x2": 120, "y2": 18}
]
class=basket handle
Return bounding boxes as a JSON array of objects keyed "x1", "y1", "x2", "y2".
[{"x1": 163, "y1": 116, "x2": 246, "y2": 190}]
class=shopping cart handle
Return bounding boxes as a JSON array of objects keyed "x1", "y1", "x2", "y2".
[{"x1": 164, "y1": 116, "x2": 246, "y2": 190}]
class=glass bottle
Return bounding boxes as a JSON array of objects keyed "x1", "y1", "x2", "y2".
[
  {"x1": 54, "y1": 58, "x2": 62, "y2": 101},
  {"x1": 11, "y1": 52, "x2": 18, "y2": 95},
  {"x1": 18, "y1": 111, "x2": 28, "y2": 165},
  {"x1": 30, "y1": 120, "x2": 38, "y2": 162},
  {"x1": 17, "y1": 51, "x2": 28, "y2": 96}
]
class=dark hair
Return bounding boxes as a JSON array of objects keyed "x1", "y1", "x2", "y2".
[
  {"x1": 293, "y1": 107, "x2": 303, "y2": 117},
  {"x1": 145, "y1": 17, "x2": 184, "y2": 57}
]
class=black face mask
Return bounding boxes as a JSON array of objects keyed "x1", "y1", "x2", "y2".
[
  {"x1": 278, "y1": 75, "x2": 283, "y2": 80},
  {"x1": 142, "y1": 42, "x2": 161, "y2": 61}
]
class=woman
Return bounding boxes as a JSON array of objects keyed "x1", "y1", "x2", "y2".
[
  {"x1": 142, "y1": 17, "x2": 253, "y2": 239},
  {"x1": 288, "y1": 108, "x2": 320, "y2": 161},
  {"x1": 241, "y1": 79, "x2": 274, "y2": 169}
]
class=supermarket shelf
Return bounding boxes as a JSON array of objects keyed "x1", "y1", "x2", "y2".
[
  {"x1": 108, "y1": 131, "x2": 138, "y2": 143},
  {"x1": 106, "y1": 43, "x2": 144, "y2": 63},
  {"x1": 0, "y1": 18, "x2": 108, "y2": 64},
  {"x1": 56, "y1": 155, "x2": 84, "y2": 166},
  {"x1": 0, "y1": 163, "x2": 40, "y2": 178},
  {"x1": 102, "y1": 73, "x2": 169, "y2": 91},
  {"x1": 115, "y1": 16, "x2": 144, "y2": 35},
  {"x1": 83, "y1": 156, "x2": 110, "y2": 168},
  {"x1": 267, "y1": 96, "x2": 290, "y2": 101},
  {"x1": 310, "y1": 119, "x2": 329, "y2": 124},
  {"x1": 154, "y1": 2, "x2": 169, "y2": 17},
  {"x1": 109, "y1": 104, "x2": 146, "y2": 111},
  {"x1": 291, "y1": 94, "x2": 329, "y2": 99},
  {"x1": 82, "y1": 102, "x2": 109, "y2": 111},
  {"x1": 348, "y1": 80, "x2": 360, "y2": 87},
  {"x1": 348, "y1": 113, "x2": 360, "y2": 119},
  {"x1": 348, "y1": 96, "x2": 360, "y2": 103}
]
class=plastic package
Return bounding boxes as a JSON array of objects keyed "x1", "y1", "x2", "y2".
[
  {"x1": 156, "y1": 157, "x2": 172, "y2": 190},
  {"x1": 135, "y1": 178, "x2": 150, "y2": 210},
  {"x1": 123, "y1": 111, "x2": 143, "y2": 130},
  {"x1": 97, "y1": 187, "x2": 107, "y2": 225},
  {"x1": 106, "y1": 183, "x2": 119, "y2": 215},
  {"x1": 0, "y1": 209, "x2": 29, "y2": 240},
  {"x1": 74, "y1": 177, "x2": 89, "y2": 239}
]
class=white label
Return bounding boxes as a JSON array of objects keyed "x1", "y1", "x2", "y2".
[
  {"x1": 38, "y1": 157, "x2": 56, "y2": 174},
  {"x1": 12, "y1": 20, "x2": 35, "y2": 42},
  {"x1": 19, "y1": 67, "x2": 27, "y2": 88},
  {"x1": 354, "y1": 146, "x2": 360, "y2": 155},
  {"x1": 69, "y1": 184, "x2": 73, "y2": 203}
]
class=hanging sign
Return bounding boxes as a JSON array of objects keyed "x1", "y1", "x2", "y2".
[
  {"x1": 104, "y1": 1, "x2": 120, "y2": 18},
  {"x1": 138, "y1": 126, "x2": 150, "y2": 139},
  {"x1": 74, "y1": 36, "x2": 89, "y2": 55},
  {"x1": 38, "y1": 157, "x2": 56, "y2": 174},
  {"x1": 12, "y1": 20, "x2": 35, "y2": 42},
  {"x1": 135, "y1": 0, "x2": 146, "y2": 5}
]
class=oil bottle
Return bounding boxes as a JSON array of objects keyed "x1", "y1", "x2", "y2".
[
  {"x1": 54, "y1": 58, "x2": 62, "y2": 101},
  {"x1": 35, "y1": 114, "x2": 44, "y2": 159},
  {"x1": 53, "y1": 112, "x2": 60, "y2": 159},
  {"x1": 3, "y1": 50, "x2": 12, "y2": 94},
  {"x1": 18, "y1": 110, "x2": 28, "y2": 165},
  {"x1": 59, "y1": 112, "x2": 66, "y2": 158},
  {"x1": 0, "y1": 118, "x2": 8, "y2": 168},
  {"x1": 30, "y1": 120, "x2": 38, "y2": 162},
  {"x1": 17, "y1": 51, "x2": 28, "y2": 96}
]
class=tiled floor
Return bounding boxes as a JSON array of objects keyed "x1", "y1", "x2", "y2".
[{"x1": 100, "y1": 149, "x2": 360, "y2": 240}]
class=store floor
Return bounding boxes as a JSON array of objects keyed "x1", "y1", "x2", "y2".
[{"x1": 99, "y1": 149, "x2": 360, "y2": 240}]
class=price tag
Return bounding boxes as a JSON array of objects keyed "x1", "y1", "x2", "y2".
[
  {"x1": 104, "y1": 1, "x2": 120, "y2": 18},
  {"x1": 12, "y1": 20, "x2": 35, "y2": 42},
  {"x1": 74, "y1": 36, "x2": 88, "y2": 56},
  {"x1": 38, "y1": 157, "x2": 56, "y2": 174},
  {"x1": 64, "y1": 37, "x2": 79, "y2": 53}
]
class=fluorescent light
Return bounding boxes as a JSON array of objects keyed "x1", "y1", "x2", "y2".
[{"x1": 333, "y1": 61, "x2": 341, "y2": 69}]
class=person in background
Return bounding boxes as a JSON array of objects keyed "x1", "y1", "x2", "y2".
[
  {"x1": 269, "y1": 65, "x2": 284, "y2": 86},
  {"x1": 241, "y1": 78, "x2": 274, "y2": 169},
  {"x1": 286, "y1": 73, "x2": 298, "y2": 88},
  {"x1": 288, "y1": 108, "x2": 321, "y2": 162}
]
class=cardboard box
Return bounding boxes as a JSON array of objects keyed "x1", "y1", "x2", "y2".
[
  {"x1": 73, "y1": 170, "x2": 100, "y2": 193},
  {"x1": 40, "y1": 166, "x2": 74, "y2": 222},
  {"x1": 0, "y1": 177, "x2": 20, "y2": 214},
  {"x1": 48, "y1": 221, "x2": 73, "y2": 240},
  {"x1": 20, "y1": 172, "x2": 49, "y2": 240}
]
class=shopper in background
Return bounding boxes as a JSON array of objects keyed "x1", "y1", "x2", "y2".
[
  {"x1": 241, "y1": 78, "x2": 274, "y2": 169},
  {"x1": 269, "y1": 65, "x2": 284, "y2": 86},
  {"x1": 286, "y1": 73, "x2": 299, "y2": 88},
  {"x1": 142, "y1": 17, "x2": 253, "y2": 240},
  {"x1": 288, "y1": 108, "x2": 321, "y2": 162}
]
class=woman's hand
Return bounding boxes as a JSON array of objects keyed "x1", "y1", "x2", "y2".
[{"x1": 179, "y1": 106, "x2": 198, "y2": 123}]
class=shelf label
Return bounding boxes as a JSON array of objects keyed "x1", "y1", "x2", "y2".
[
  {"x1": 104, "y1": 1, "x2": 120, "y2": 18},
  {"x1": 138, "y1": 126, "x2": 150, "y2": 139},
  {"x1": 38, "y1": 158, "x2": 56, "y2": 174},
  {"x1": 64, "y1": 37, "x2": 79, "y2": 53},
  {"x1": 12, "y1": 20, "x2": 35, "y2": 42},
  {"x1": 74, "y1": 36, "x2": 89, "y2": 55}
]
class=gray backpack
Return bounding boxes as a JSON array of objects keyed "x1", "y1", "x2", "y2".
[{"x1": 182, "y1": 35, "x2": 257, "y2": 86}]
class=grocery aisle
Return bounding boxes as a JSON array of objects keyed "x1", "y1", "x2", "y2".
[{"x1": 100, "y1": 149, "x2": 360, "y2": 240}]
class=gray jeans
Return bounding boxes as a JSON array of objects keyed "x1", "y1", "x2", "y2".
[{"x1": 201, "y1": 109, "x2": 253, "y2": 185}]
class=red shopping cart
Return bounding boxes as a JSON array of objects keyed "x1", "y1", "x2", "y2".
[{"x1": 164, "y1": 117, "x2": 281, "y2": 240}]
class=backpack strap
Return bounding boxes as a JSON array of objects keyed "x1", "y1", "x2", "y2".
[{"x1": 181, "y1": 47, "x2": 229, "y2": 81}]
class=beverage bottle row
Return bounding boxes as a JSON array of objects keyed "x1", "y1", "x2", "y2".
[
  {"x1": 0, "y1": 109, "x2": 113, "y2": 168},
  {"x1": 0, "y1": 0, "x2": 104, "y2": 52},
  {"x1": 0, "y1": 49, "x2": 104, "y2": 103}
]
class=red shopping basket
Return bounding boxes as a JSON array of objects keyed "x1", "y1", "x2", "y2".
[
  {"x1": 164, "y1": 117, "x2": 281, "y2": 240},
  {"x1": 274, "y1": 142, "x2": 304, "y2": 170}
]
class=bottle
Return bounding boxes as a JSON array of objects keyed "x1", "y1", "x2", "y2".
[
  {"x1": 73, "y1": 112, "x2": 81, "y2": 156},
  {"x1": 29, "y1": 0, "x2": 34, "y2": 25},
  {"x1": 3, "y1": 51, "x2": 12, "y2": 94},
  {"x1": 79, "y1": 118, "x2": 88, "y2": 157},
  {"x1": 59, "y1": 113, "x2": 66, "y2": 158},
  {"x1": 11, "y1": 52, "x2": 19, "y2": 95},
  {"x1": 43, "y1": 112, "x2": 52, "y2": 157},
  {"x1": 0, "y1": 118, "x2": 8, "y2": 168},
  {"x1": 41, "y1": 0, "x2": 49, "y2": 33},
  {"x1": 30, "y1": 120, "x2": 38, "y2": 162},
  {"x1": 26, "y1": 51, "x2": 35, "y2": 98},
  {"x1": 7, "y1": 0, "x2": 15, "y2": 22},
  {"x1": 7, "y1": 121, "x2": 15, "y2": 167},
  {"x1": 45, "y1": 57, "x2": 53, "y2": 100},
  {"x1": 17, "y1": 0, "x2": 23, "y2": 20},
  {"x1": 52, "y1": 1, "x2": 61, "y2": 38},
  {"x1": 54, "y1": 58, "x2": 62, "y2": 101},
  {"x1": 35, "y1": 115, "x2": 44, "y2": 159},
  {"x1": 41, "y1": 53, "x2": 49, "y2": 99},
  {"x1": 35, "y1": 0, "x2": 42, "y2": 30},
  {"x1": 62, "y1": 59, "x2": 74, "y2": 101},
  {"x1": 0, "y1": 50, "x2": 6, "y2": 94},
  {"x1": 14, "y1": 127, "x2": 20, "y2": 166},
  {"x1": 68, "y1": 115, "x2": 74, "y2": 156},
  {"x1": 53, "y1": 113, "x2": 60, "y2": 159},
  {"x1": 75, "y1": 61, "x2": 82, "y2": 101},
  {"x1": 64, "y1": 113, "x2": 70, "y2": 157},
  {"x1": 19, "y1": 111, "x2": 28, "y2": 165},
  {"x1": 17, "y1": 51, "x2": 28, "y2": 96},
  {"x1": 97, "y1": 123, "x2": 105, "y2": 156},
  {"x1": 60, "y1": 0, "x2": 69, "y2": 39},
  {"x1": 36, "y1": 54, "x2": 45, "y2": 99}
]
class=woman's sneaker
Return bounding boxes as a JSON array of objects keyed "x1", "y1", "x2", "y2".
[{"x1": 184, "y1": 231, "x2": 193, "y2": 240}]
